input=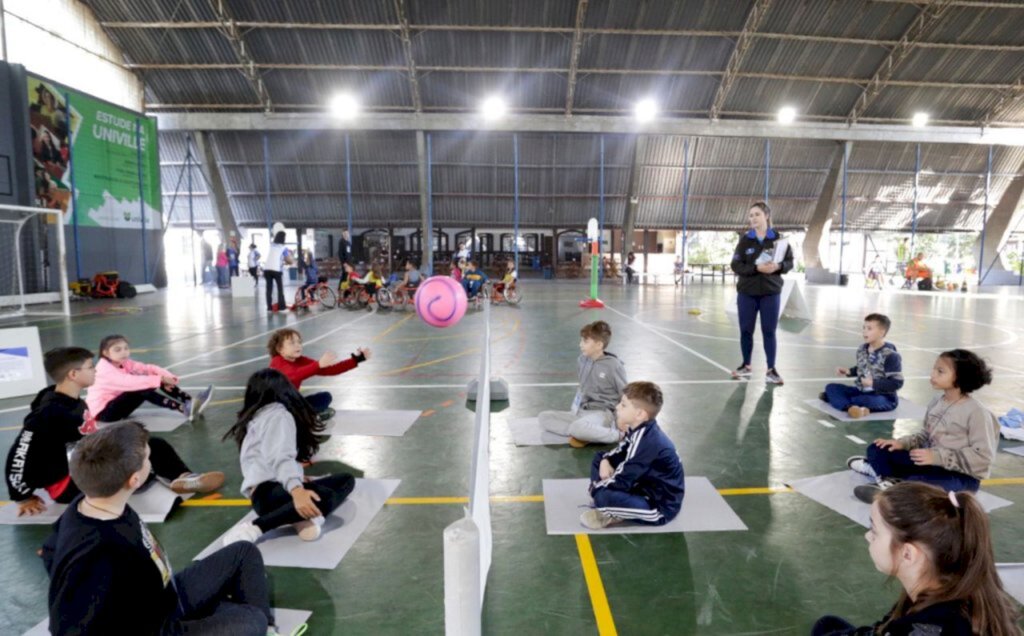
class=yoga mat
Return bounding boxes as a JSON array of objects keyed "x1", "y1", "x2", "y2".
[
  {"x1": 997, "y1": 564, "x2": 1024, "y2": 605},
  {"x1": 22, "y1": 608, "x2": 312, "y2": 636},
  {"x1": 0, "y1": 481, "x2": 191, "y2": 525},
  {"x1": 788, "y1": 470, "x2": 1013, "y2": 528},
  {"x1": 508, "y1": 417, "x2": 571, "y2": 446},
  {"x1": 194, "y1": 478, "x2": 400, "y2": 570},
  {"x1": 542, "y1": 477, "x2": 747, "y2": 535},
  {"x1": 1004, "y1": 445, "x2": 1024, "y2": 457},
  {"x1": 804, "y1": 398, "x2": 925, "y2": 422},
  {"x1": 322, "y1": 410, "x2": 421, "y2": 437},
  {"x1": 96, "y1": 407, "x2": 188, "y2": 433}
]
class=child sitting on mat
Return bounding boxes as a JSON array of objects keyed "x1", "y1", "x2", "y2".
[
  {"x1": 87, "y1": 334, "x2": 213, "y2": 423},
  {"x1": 539, "y1": 320, "x2": 627, "y2": 447},
  {"x1": 221, "y1": 369, "x2": 356, "y2": 546},
  {"x1": 812, "y1": 482, "x2": 1020, "y2": 636},
  {"x1": 581, "y1": 381, "x2": 685, "y2": 529},
  {"x1": 847, "y1": 349, "x2": 998, "y2": 504},
  {"x1": 820, "y1": 313, "x2": 903, "y2": 419},
  {"x1": 43, "y1": 422, "x2": 274, "y2": 634},
  {"x1": 267, "y1": 328, "x2": 371, "y2": 422},
  {"x1": 6, "y1": 347, "x2": 224, "y2": 518}
]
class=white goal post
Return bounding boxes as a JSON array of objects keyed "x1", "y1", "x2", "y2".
[{"x1": 0, "y1": 203, "x2": 71, "y2": 318}]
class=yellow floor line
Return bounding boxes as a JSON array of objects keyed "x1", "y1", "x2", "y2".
[
  {"x1": 372, "y1": 312, "x2": 415, "y2": 342},
  {"x1": 7, "y1": 480, "x2": 1023, "y2": 509},
  {"x1": 575, "y1": 534, "x2": 618, "y2": 636}
]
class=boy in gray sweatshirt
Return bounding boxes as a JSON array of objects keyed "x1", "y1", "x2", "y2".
[{"x1": 539, "y1": 321, "x2": 627, "y2": 447}]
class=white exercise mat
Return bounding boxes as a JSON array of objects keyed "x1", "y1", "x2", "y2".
[
  {"x1": 804, "y1": 397, "x2": 925, "y2": 422},
  {"x1": 194, "y1": 478, "x2": 400, "y2": 569},
  {"x1": 997, "y1": 563, "x2": 1024, "y2": 605},
  {"x1": 542, "y1": 477, "x2": 747, "y2": 535},
  {"x1": 95, "y1": 406, "x2": 189, "y2": 433},
  {"x1": 788, "y1": 470, "x2": 1013, "y2": 528},
  {"x1": 509, "y1": 417, "x2": 571, "y2": 446},
  {"x1": 322, "y1": 410, "x2": 421, "y2": 437},
  {"x1": 0, "y1": 481, "x2": 191, "y2": 525},
  {"x1": 1004, "y1": 445, "x2": 1024, "y2": 457},
  {"x1": 22, "y1": 607, "x2": 311, "y2": 636}
]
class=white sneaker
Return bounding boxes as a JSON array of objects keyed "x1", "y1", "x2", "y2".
[
  {"x1": 293, "y1": 515, "x2": 325, "y2": 541},
  {"x1": 846, "y1": 456, "x2": 877, "y2": 478},
  {"x1": 223, "y1": 521, "x2": 263, "y2": 546},
  {"x1": 292, "y1": 514, "x2": 323, "y2": 536},
  {"x1": 195, "y1": 385, "x2": 215, "y2": 417},
  {"x1": 579, "y1": 508, "x2": 621, "y2": 530}
]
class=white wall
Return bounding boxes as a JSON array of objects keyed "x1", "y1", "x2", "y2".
[{"x1": 2, "y1": 0, "x2": 142, "y2": 110}]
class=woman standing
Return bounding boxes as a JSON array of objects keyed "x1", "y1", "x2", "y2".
[
  {"x1": 729, "y1": 201, "x2": 793, "y2": 385},
  {"x1": 263, "y1": 231, "x2": 293, "y2": 312}
]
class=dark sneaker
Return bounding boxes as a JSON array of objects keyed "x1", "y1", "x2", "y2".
[
  {"x1": 818, "y1": 392, "x2": 828, "y2": 402},
  {"x1": 853, "y1": 478, "x2": 899, "y2": 504},
  {"x1": 731, "y1": 364, "x2": 752, "y2": 379},
  {"x1": 765, "y1": 368, "x2": 784, "y2": 385},
  {"x1": 316, "y1": 407, "x2": 336, "y2": 423},
  {"x1": 846, "y1": 456, "x2": 876, "y2": 478}
]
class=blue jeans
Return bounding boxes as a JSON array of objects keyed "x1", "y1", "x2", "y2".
[
  {"x1": 737, "y1": 292, "x2": 780, "y2": 368},
  {"x1": 865, "y1": 444, "x2": 980, "y2": 492},
  {"x1": 823, "y1": 384, "x2": 897, "y2": 412},
  {"x1": 463, "y1": 278, "x2": 484, "y2": 299},
  {"x1": 305, "y1": 391, "x2": 333, "y2": 414}
]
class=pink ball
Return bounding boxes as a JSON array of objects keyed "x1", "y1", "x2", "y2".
[{"x1": 414, "y1": 276, "x2": 468, "y2": 328}]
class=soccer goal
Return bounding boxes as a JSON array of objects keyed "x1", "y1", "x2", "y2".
[{"x1": 0, "y1": 203, "x2": 71, "y2": 319}]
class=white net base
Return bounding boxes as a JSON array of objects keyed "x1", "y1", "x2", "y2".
[{"x1": 0, "y1": 204, "x2": 71, "y2": 319}]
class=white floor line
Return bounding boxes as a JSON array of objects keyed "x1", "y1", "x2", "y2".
[
  {"x1": 165, "y1": 307, "x2": 349, "y2": 370},
  {"x1": 794, "y1": 406, "x2": 808, "y2": 414},
  {"x1": 603, "y1": 303, "x2": 733, "y2": 374},
  {"x1": 177, "y1": 311, "x2": 377, "y2": 380},
  {"x1": 0, "y1": 405, "x2": 30, "y2": 414},
  {"x1": 846, "y1": 435, "x2": 867, "y2": 445},
  {"x1": 817, "y1": 419, "x2": 836, "y2": 429}
]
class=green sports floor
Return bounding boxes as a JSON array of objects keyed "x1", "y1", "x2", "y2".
[{"x1": 1, "y1": 280, "x2": 1023, "y2": 635}]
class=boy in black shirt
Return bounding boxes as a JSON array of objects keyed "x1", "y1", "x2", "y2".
[
  {"x1": 5, "y1": 347, "x2": 224, "y2": 517},
  {"x1": 43, "y1": 422, "x2": 274, "y2": 635}
]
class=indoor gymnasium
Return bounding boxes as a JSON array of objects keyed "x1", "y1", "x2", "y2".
[{"x1": 0, "y1": 1, "x2": 1023, "y2": 635}]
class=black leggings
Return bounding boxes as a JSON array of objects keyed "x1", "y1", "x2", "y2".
[
  {"x1": 250, "y1": 473, "x2": 355, "y2": 534},
  {"x1": 96, "y1": 385, "x2": 191, "y2": 422},
  {"x1": 54, "y1": 437, "x2": 191, "y2": 503},
  {"x1": 264, "y1": 271, "x2": 285, "y2": 309}
]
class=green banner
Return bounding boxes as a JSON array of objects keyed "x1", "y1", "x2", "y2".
[{"x1": 27, "y1": 75, "x2": 161, "y2": 229}]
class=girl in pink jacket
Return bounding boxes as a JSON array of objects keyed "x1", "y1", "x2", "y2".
[{"x1": 87, "y1": 335, "x2": 214, "y2": 422}]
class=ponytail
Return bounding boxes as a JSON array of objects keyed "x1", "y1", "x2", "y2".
[{"x1": 876, "y1": 483, "x2": 1020, "y2": 635}]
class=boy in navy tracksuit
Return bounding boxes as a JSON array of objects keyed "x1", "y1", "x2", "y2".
[
  {"x1": 582, "y1": 381, "x2": 685, "y2": 529},
  {"x1": 821, "y1": 313, "x2": 904, "y2": 419}
]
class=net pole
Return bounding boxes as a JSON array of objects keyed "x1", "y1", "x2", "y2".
[
  {"x1": 135, "y1": 118, "x2": 149, "y2": 284},
  {"x1": 54, "y1": 208, "x2": 70, "y2": 315},
  {"x1": 63, "y1": 91, "x2": 82, "y2": 281},
  {"x1": 14, "y1": 217, "x2": 26, "y2": 313}
]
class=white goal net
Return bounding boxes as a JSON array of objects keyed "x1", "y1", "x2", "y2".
[{"x1": 0, "y1": 203, "x2": 71, "y2": 319}]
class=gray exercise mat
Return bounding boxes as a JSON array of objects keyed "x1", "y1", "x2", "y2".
[
  {"x1": 96, "y1": 407, "x2": 189, "y2": 433},
  {"x1": 193, "y1": 478, "x2": 400, "y2": 569},
  {"x1": 22, "y1": 607, "x2": 311, "y2": 636},
  {"x1": 804, "y1": 398, "x2": 925, "y2": 422},
  {"x1": 542, "y1": 477, "x2": 747, "y2": 535},
  {"x1": 509, "y1": 417, "x2": 571, "y2": 446},
  {"x1": 322, "y1": 410, "x2": 421, "y2": 437},
  {"x1": 997, "y1": 564, "x2": 1024, "y2": 605},
  {"x1": 788, "y1": 470, "x2": 1013, "y2": 528},
  {"x1": 1004, "y1": 445, "x2": 1024, "y2": 457},
  {"x1": 0, "y1": 481, "x2": 191, "y2": 525}
]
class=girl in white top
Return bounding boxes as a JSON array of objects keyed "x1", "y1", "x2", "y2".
[{"x1": 263, "y1": 231, "x2": 292, "y2": 312}]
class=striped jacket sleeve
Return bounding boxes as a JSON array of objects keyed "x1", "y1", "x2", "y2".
[{"x1": 593, "y1": 427, "x2": 652, "y2": 493}]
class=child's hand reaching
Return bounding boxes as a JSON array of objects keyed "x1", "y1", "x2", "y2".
[
  {"x1": 873, "y1": 438, "x2": 904, "y2": 451},
  {"x1": 162, "y1": 375, "x2": 178, "y2": 387},
  {"x1": 17, "y1": 495, "x2": 46, "y2": 517},
  {"x1": 909, "y1": 449, "x2": 936, "y2": 466},
  {"x1": 835, "y1": 367, "x2": 849, "y2": 377},
  {"x1": 290, "y1": 487, "x2": 322, "y2": 519},
  {"x1": 318, "y1": 351, "x2": 338, "y2": 368},
  {"x1": 357, "y1": 347, "x2": 372, "y2": 360},
  {"x1": 598, "y1": 459, "x2": 613, "y2": 480},
  {"x1": 861, "y1": 375, "x2": 874, "y2": 388}
]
